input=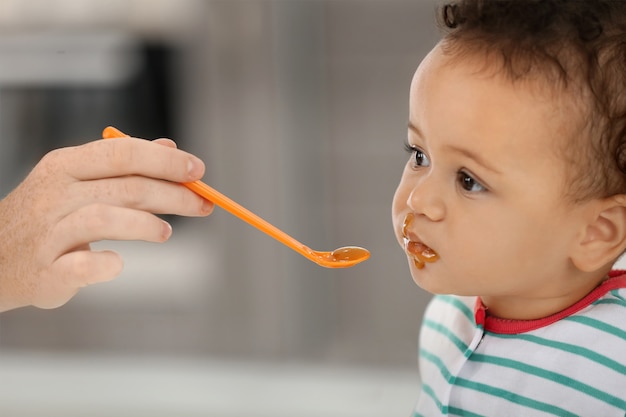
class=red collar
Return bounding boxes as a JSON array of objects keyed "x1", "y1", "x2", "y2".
[{"x1": 474, "y1": 270, "x2": 626, "y2": 334}]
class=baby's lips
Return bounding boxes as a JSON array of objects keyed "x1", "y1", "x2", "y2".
[
  {"x1": 402, "y1": 213, "x2": 415, "y2": 237},
  {"x1": 406, "y1": 241, "x2": 439, "y2": 264},
  {"x1": 411, "y1": 256, "x2": 425, "y2": 269},
  {"x1": 401, "y1": 212, "x2": 439, "y2": 268}
]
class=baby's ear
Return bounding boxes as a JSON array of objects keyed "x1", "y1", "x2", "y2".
[{"x1": 572, "y1": 195, "x2": 626, "y2": 272}]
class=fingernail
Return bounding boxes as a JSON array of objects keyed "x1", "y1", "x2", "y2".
[
  {"x1": 201, "y1": 199, "x2": 214, "y2": 215},
  {"x1": 162, "y1": 221, "x2": 173, "y2": 241},
  {"x1": 187, "y1": 157, "x2": 205, "y2": 179}
]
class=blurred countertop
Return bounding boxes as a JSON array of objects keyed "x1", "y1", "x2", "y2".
[{"x1": 0, "y1": 350, "x2": 419, "y2": 417}]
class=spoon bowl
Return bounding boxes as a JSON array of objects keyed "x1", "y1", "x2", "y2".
[
  {"x1": 102, "y1": 126, "x2": 370, "y2": 268},
  {"x1": 317, "y1": 246, "x2": 371, "y2": 268}
]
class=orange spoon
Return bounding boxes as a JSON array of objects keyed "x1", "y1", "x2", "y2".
[{"x1": 102, "y1": 126, "x2": 370, "y2": 268}]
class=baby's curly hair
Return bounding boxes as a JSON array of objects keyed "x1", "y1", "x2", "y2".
[{"x1": 438, "y1": 0, "x2": 626, "y2": 201}]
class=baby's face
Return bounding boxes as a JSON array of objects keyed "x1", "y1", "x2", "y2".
[{"x1": 392, "y1": 44, "x2": 589, "y2": 308}]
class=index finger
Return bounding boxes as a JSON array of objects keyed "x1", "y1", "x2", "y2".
[{"x1": 60, "y1": 136, "x2": 205, "y2": 183}]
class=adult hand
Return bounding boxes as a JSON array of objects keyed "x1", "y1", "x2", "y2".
[{"x1": 0, "y1": 136, "x2": 213, "y2": 311}]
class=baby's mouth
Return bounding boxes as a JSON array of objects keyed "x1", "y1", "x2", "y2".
[{"x1": 402, "y1": 213, "x2": 439, "y2": 269}]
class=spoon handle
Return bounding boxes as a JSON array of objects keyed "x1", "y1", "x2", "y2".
[
  {"x1": 183, "y1": 180, "x2": 314, "y2": 257},
  {"x1": 102, "y1": 126, "x2": 315, "y2": 259}
]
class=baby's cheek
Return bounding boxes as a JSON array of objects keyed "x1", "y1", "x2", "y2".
[
  {"x1": 391, "y1": 179, "x2": 412, "y2": 212},
  {"x1": 391, "y1": 220, "x2": 405, "y2": 248}
]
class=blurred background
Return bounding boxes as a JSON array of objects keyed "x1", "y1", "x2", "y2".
[{"x1": 0, "y1": 0, "x2": 440, "y2": 415}]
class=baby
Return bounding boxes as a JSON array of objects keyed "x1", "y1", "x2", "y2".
[{"x1": 392, "y1": 0, "x2": 626, "y2": 415}]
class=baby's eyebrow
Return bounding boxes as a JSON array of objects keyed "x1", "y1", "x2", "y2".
[
  {"x1": 444, "y1": 144, "x2": 503, "y2": 175},
  {"x1": 408, "y1": 122, "x2": 502, "y2": 175},
  {"x1": 408, "y1": 122, "x2": 423, "y2": 138}
]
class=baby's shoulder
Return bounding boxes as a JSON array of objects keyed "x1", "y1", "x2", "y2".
[
  {"x1": 572, "y1": 287, "x2": 626, "y2": 334},
  {"x1": 422, "y1": 294, "x2": 478, "y2": 335},
  {"x1": 531, "y1": 287, "x2": 626, "y2": 356}
]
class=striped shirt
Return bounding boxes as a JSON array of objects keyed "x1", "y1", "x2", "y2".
[{"x1": 413, "y1": 271, "x2": 626, "y2": 417}]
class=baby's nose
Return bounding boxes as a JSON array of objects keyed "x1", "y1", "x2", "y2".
[{"x1": 407, "y1": 175, "x2": 446, "y2": 221}]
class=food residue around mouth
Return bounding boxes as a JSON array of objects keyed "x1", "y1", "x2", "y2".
[{"x1": 402, "y1": 213, "x2": 439, "y2": 269}]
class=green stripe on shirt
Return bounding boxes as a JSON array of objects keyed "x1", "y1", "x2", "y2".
[
  {"x1": 423, "y1": 319, "x2": 472, "y2": 356},
  {"x1": 420, "y1": 348, "x2": 579, "y2": 417},
  {"x1": 488, "y1": 333, "x2": 626, "y2": 375},
  {"x1": 437, "y1": 295, "x2": 475, "y2": 323},
  {"x1": 563, "y1": 316, "x2": 626, "y2": 341},
  {"x1": 419, "y1": 381, "x2": 488, "y2": 417},
  {"x1": 454, "y1": 378, "x2": 579, "y2": 417},
  {"x1": 470, "y1": 353, "x2": 626, "y2": 409}
]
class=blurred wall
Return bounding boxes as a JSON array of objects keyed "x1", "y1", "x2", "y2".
[{"x1": 0, "y1": 0, "x2": 440, "y2": 369}]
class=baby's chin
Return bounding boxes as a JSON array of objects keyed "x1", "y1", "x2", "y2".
[{"x1": 407, "y1": 262, "x2": 476, "y2": 297}]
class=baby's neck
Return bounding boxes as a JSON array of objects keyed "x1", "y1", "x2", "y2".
[{"x1": 480, "y1": 274, "x2": 608, "y2": 321}]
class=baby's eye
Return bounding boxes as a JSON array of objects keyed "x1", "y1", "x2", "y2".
[
  {"x1": 404, "y1": 143, "x2": 430, "y2": 168},
  {"x1": 457, "y1": 171, "x2": 486, "y2": 193}
]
